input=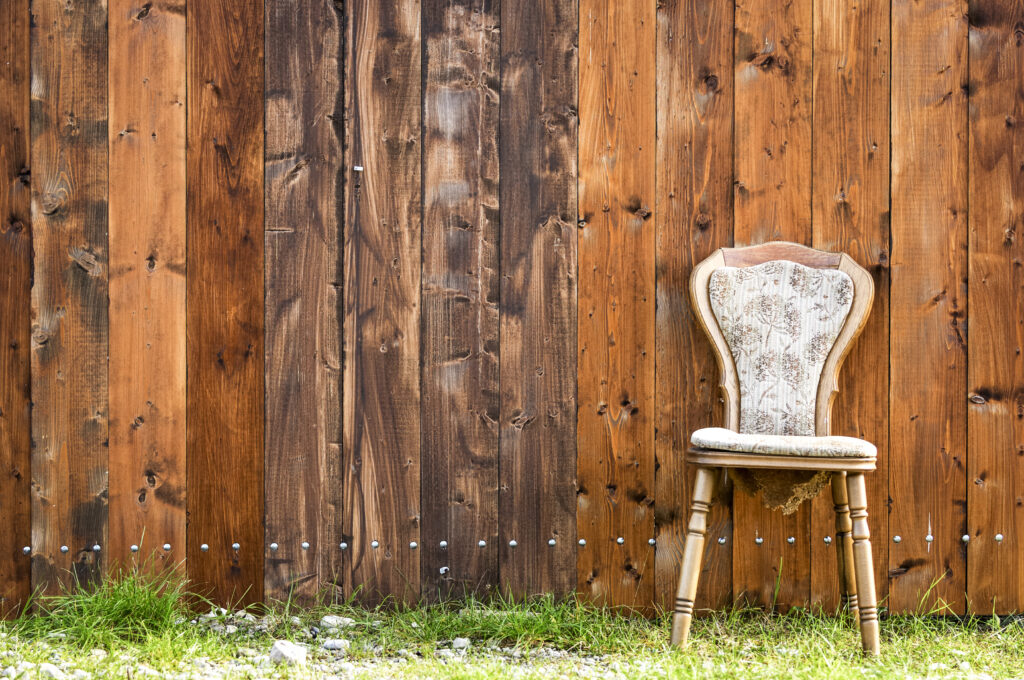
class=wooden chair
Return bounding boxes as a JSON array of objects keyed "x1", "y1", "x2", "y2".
[{"x1": 670, "y1": 242, "x2": 879, "y2": 655}]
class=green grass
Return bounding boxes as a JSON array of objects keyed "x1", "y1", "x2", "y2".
[{"x1": 2, "y1": 572, "x2": 1023, "y2": 679}]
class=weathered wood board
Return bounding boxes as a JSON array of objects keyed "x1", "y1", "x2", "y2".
[
  {"x1": 30, "y1": 0, "x2": 110, "y2": 594},
  {"x1": 654, "y1": 0, "x2": 734, "y2": 612},
  {"x1": 343, "y1": 0, "x2": 422, "y2": 604},
  {"x1": 186, "y1": 0, "x2": 265, "y2": 606},
  {"x1": 108, "y1": 0, "x2": 187, "y2": 573},
  {"x1": 889, "y1": 0, "x2": 968, "y2": 614},
  {"x1": 264, "y1": 0, "x2": 344, "y2": 604},
  {"x1": 577, "y1": 0, "x2": 657, "y2": 609}
]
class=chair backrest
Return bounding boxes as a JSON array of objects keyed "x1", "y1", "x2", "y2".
[{"x1": 689, "y1": 242, "x2": 874, "y2": 437}]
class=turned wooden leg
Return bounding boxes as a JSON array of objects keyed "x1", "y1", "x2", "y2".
[
  {"x1": 671, "y1": 466, "x2": 716, "y2": 648},
  {"x1": 831, "y1": 472, "x2": 859, "y2": 618},
  {"x1": 847, "y1": 471, "x2": 880, "y2": 656}
]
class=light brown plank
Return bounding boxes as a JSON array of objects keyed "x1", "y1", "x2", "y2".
[
  {"x1": 420, "y1": 0, "x2": 501, "y2": 601},
  {"x1": 809, "y1": 0, "x2": 890, "y2": 611},
  {"x1": 186, "y1": 0, "x2": 265, "y2": 606},
  {"x1": 108, "y1": 0, "x2": 187, "y2": 574},
  {"x1": 0, "y1": 0, "x2": 32, "y2": 616},
  {"x1": 654, "y1": 0, "x2": 734, "y2": 612},
  {"x1": 343, "y1": 0, "x2": 422, "y2": 604},
  {"x1": 966, "y1": 0, "x2": 1024, "y2": 614},
  {"x1": 578, "y1": 0, "x2": 657, "y2": 610},
  {"x1": 732, "y1": 0, "x2": 813, "y2": 609},
  {"x1": 264, "y1": 0, "x2": 344, "y2": 604},
  {"x1": 30, "y1": 0, "x2": 109, "y2": 593},
  {"x1": 889, "y1": 0, "x2": 968, "y2": 614},
  {"x1": 498, "y1": 0, "x2": 578, "y2": 598}
]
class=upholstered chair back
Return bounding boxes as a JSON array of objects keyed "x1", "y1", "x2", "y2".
[{"x1": 690, "y1": 243, "x2": 874, "y2": 438}]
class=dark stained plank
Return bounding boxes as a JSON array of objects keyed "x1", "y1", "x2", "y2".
[
  {"x1": 29, "y1": 0, "x2": 109, "y2": 594},
  {"x1": 731, "y1": 0, "x2": 813, "y2": 610},
  {"x1": 966, "y1": 0, "x2": 1024, "y2": 614},
  {"x1": 577, "y1": 0, "x2": 657, "y2": 609},
  {"x1": 809, "y1": 0, "x2": 890, "y2": 611},
  {"x1": 186, "y1": 0, "x2": 265, "y2": 606},
  {"x1": 264, "y1": 0, "x2": 344, "y2": 604},
  {"x1": 889, "y1": 0, "x2": 968, "y2": 615},
  {"x1": 421, "y1": 0, "x2": 501, "y2": 600},
  {"x1": 654, "y1": 0, "x2": 734, "y2": 611},
  {"x1": 0, "y1": 0, "x2": 31, "y2": 616},
  {"x1": 343, "y1": 0, "x2": 422, "y2": 604},
  {"x1": 108, "y1": 0, "x2": 187, "y2": 573},
  {"x1": 498, "y1": 0, "x2": 578, "y2": 598}
]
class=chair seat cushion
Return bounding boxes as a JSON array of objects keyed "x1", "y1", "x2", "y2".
[{"x1": 690, "y1": 427, "x2": 876, "y2": 459}]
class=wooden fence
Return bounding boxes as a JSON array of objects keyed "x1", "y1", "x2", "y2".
[{"x1": 1, "y1": 0, "x2": 1021, "y2": 614}]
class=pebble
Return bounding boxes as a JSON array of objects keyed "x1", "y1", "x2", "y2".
[
  {"x1": 289, "y1": 616, "x2": 302, "y2": 627},
  {"x1": 452, "y1": 637, "x2": 471, "y2": 650},
  {"x1": 321, "y1": 615, "x2": 355, "y2": 630},
  {"x1": 39, "y1": 663, "x2": 67, "y2": 680},
  {"x1": 322, "y1": 639, "x2": 351, "y2": 652},
  {"x1": 269, "y1": 640, "x2": 306, "y2": 666}
]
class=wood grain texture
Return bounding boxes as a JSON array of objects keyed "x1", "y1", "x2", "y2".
[
  {"x1": 889, "y1": 0, "x2": 968, "y2": 614},
  {"x1": 654, "y1": 0, "x2": 734, "y2": 612},
  {"x1": 0, "y1": 0, "x2": 31, "y2": 616},
  {"x1": 577, "y1": 0, "x2": 656, "y2": 609},
  {"x1": 731, "y1": 0, "x2": 813, "y2": 609},
  {"x1": 966, "y1": 0, "x2": 1024, "y2": 613},
  {"x1": 498, "y1": 0, "x2": 578, "y2": 597},
  {"x1": 108, "y1": 0, "x2": 186, "y2": 573},
  {"x1": 264, "y1": 0, "x2": 344, "y2": 604},
  {"x1": 343, "y1": 0, "x2": 422, "y2": 604},
  {"x1": 30, "y1": 0, "x2": 109, "y2": 594},
  {"x1": 421, "y1": 0, "x2": 501, "y2": 600},
  {"x1": 186, "y1": 0, "x2": 265, "y2": 606},
  {"x1": 809, "y1": 0, "x2": 890, "y2": 611}
]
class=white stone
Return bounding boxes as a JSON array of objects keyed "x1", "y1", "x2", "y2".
[
  {"x1": 269, "y1": 640, "x2": 306, "y2": 666},
  {"x1": 322, "y1": 639, "x2": 350, "y2": 652},
  {"x1": 39, "y1": 663, "x2": 66, "y2": 680},
  {"x1": 452, "y1": 637, "x2": 471, "y2": 650},
  {"x1": 71, "y1": 671, "x2": 91, "y2": 680},
  {"x1": 289, "y1": 616, "x2": 302, "y2": 627},
  {"x1": 320, "y1": 615, "x2": 355, "y2": 629}
]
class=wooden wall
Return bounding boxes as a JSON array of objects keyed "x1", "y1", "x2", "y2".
[{"x1": 1, "y1": 0, "x2": 1022, "y2": 615}]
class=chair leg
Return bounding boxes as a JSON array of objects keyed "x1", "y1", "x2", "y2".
[
  {"x1": 831, "y1": 472, "x2": 859, "y2": 619},
  {"x1": 846, "y1": 471, "x2": 880, "y2": 656},
  {"x1": 671, "y1": 466, "x2": 716, "y2": 648}
]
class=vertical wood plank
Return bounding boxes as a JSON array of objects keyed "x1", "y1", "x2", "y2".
[
  {"x1": 0, "y1": 0, "x2": 32, "y2": 616},
  {"x1": 732, "y1": 0, "x2": 813, "y2": 609},
  {"x1": 654, "y1": 0, "x2": 734, "y2": 611},
  {"x1": 421, "y1": 0, "x2": 501, "y2": 600},
  {"x1": 30, "y1": 0, "x2": 109, "y2": 593},
  {"x1": 343, "y1": 0, "x2": 422, "y2": 604},
  {"x1": 809, "y1": 0, "x2": 890, "y2": 610},
  {"x1": 889, "y1": 0, "x2": 968, "y2": 615},
  {"x1": 577, "y1": 0, "x2": 657, "y2": 609},
  {"x1": 187, "y1": 0, "x2": 265, "y2": 606},
  {"x1": 499, "y1": 0, "x2": 578, "y2": 597},
  {"x1": 966, "y1": 0, "x2": 1024, "y2": 614},
  {"x1": 108, "y1": 0, "x2": 187, "y2": 573},
  {"x1": 264, "y1": 0, "x2": 344, "y2": 604}
]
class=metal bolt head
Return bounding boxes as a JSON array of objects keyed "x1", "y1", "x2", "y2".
[
  {"x1": 787, "y1": 536, "x2": 795, "y2": 544},
  {"x1": 60, "y1": 545, "x2": 69, "y2": 554},
  {"x1": 823, "y1": 536, "x2": 832, "y2": 545},
  {"x1": 408, "y1": 541, "x2": 417, "y2": 549},
  {"x1": 579, "y1": 539, "x2": 587, "y2": 547},
  {"x1": 893, "y1": 535, "x2": 902, "y2": 543},
  {"x1": 130, "y1": 545, "x2": 139, "y2": 553},
  {"x1": 270, "y1": 542, "x2": 279, "y2": 551},
  {"x1": 163, "y1": 543, "x2": 172, "y2": 551},
  {"x1": 962, "y1": 535, "x2": 970, "y2": 543},
  {"x1": 371, "y1": 540, "x2": 380, "y2": 549},
  {"x1": 231, "y1": 542, "x2": 240, "y2": 551},
  {"x1": 925, "y1": 534, "x2": 934, "y2": 543},
  {"x1": 508, "y1": 540, "x2": 517, "y2": 548},
  {"x1": 755, "y1": 537, "x2": 764, "y2": 545},
  {"x1": 22, "y1": 546, "x2": 30, "y2": 555},
  {"x1": 301, "y1": 541, "x2": 310, "y2": 550},
  {"x1": 339, "y1": 542, "x2": 348, "y2": 550},
  {"x1": 616, "y1": 537, "x2": 625, "y2": 545},
  {"x1": 717, "y1": 537, "x2": 726, "y2": 545},
  {"x1": 548, "y1": 538, "x2": 557, "y2": 547},
  {"x1": 440, "y1": 540, "x2": 448, "y2": 549},
  {"x1": 478, "y1": 540, "x2": 487, "y2": 548},
  {"x1": 201, "y1": 543, "x2": 209, "y2": 552},
  {"x1": 92, "y1": 544, "x2": 101, "y2": 552},
  {"x1": 996, "y1": 533, "x2": 1005, "y2": 542},
  {"x1": 648, "y1": 538, "x2": 656, "y2": 546},
  {"x1": 439, "y1": 566, "x2": 449, "y2": 575}
]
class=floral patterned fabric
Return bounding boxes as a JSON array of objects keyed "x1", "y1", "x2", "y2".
[
  {"x1": 690, "y1": 427, "x2": 876, "y2": 458},
  {"x1": 708, "y1": 260, "x2": 854, "y2": 437}
]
